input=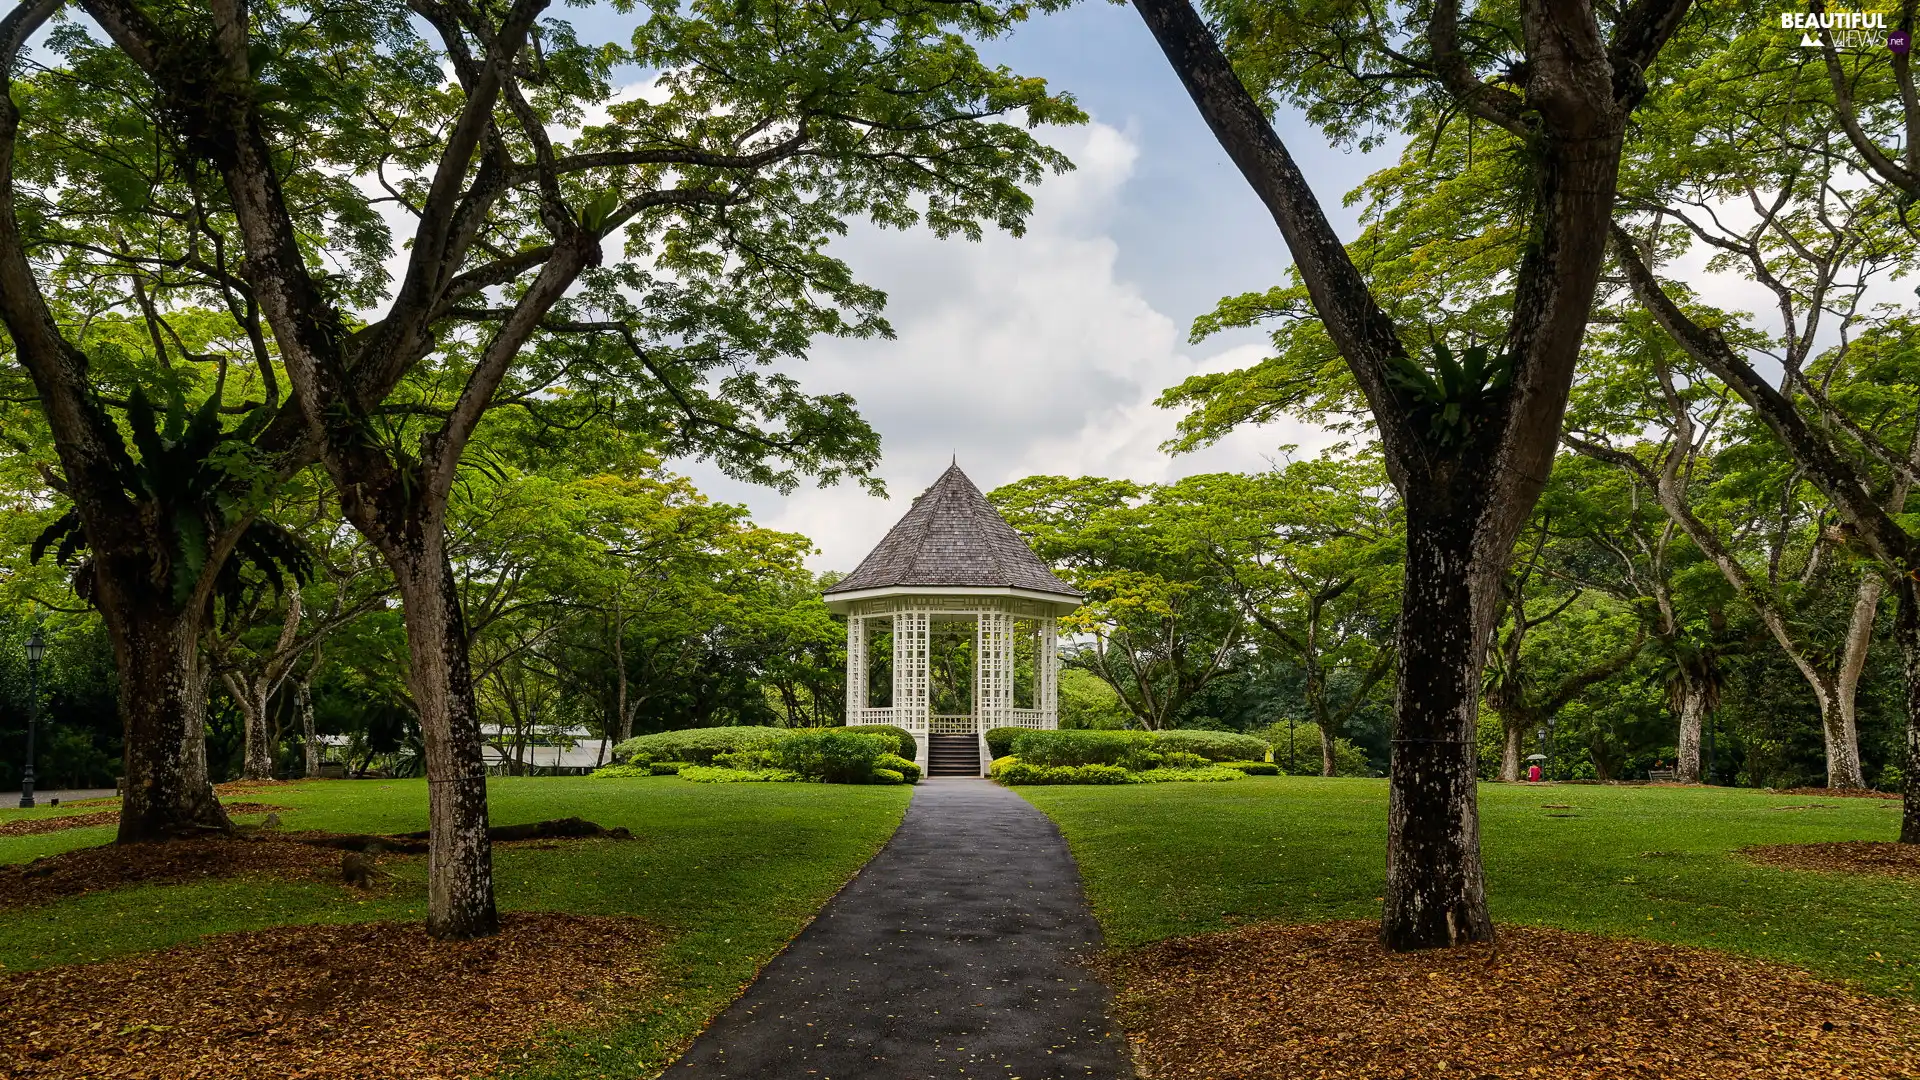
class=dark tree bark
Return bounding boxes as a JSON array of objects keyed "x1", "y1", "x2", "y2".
[
  {"x1": 1672, "y1": 677, "x2": 1708, "y2": 783},
  {"x1": 389, "y1": 539, "x2": 498, "y2": 938},
  {"x1": 1, "y1": 1, "x2": 234, "y2": 840},
  {"x1": 110, "y1": 600, "x2": 233, "y2": 841},
  {"x1": 1901, "y1": 583, "x2": 1920, "y2": 843},
  {"x1": 298, "y1": 673, "x2": 320, "y2": 779},
  {"x1": 1130, "y1": 0, "x2": 1690, "y2": 948}
]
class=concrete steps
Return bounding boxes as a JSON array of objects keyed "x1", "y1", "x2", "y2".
[{"x1": 926, "y1": 733, "x2": 982, "y2": 776}]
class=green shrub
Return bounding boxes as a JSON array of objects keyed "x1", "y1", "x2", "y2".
[
  {"x1": 1223, "y1": 760, "x2": 1279, "y2": 776},
  {"x1": 870, "y1": 768, "x2": 906, "y2": 785},
  {"x1": 1129, "y1": 765, "x2": 1244, "y2": 783},
  {"x1": 678, "y1": 765, "x2": 803, "y2": 783},
  {"x1": 1012, "y1": 729, "x2": 1152, "y2": 766},
  {"x1": 814, "y1": 724, "x2": 918, "y2": 760},
  {"x1": 1155, "y1": 729, "x2": 1268, "y2": 762},
  {"x1": 985, "y1": 726, "x2": 1034, "y2": 758},
  {"x1": 588, "y1": 763, "x2": 653, "y2": 778},
  {"x1": 988, "y1": 754, "x2": 1018, "y2": 778},
  {"x1": 878, "y1": 753, "x2": 921, "y2": 783},
  {"x1": 612, "y1": 726, "x2": 788, "y2": 765},
  {"x1": 714, "y1": 748, "x2": 778, "y2": 770},
  {"x1": 1265, "y1": 722, "x2": 1373, "y2": 776},
  {"x1": 773, "y1": 730, "x2": 896, "y2": 783},
  {"x1": 997, "y1": 761, "x2": 1134, "y2": 785},
  {"x1": 1009, "y1": 728, "x2": 1267, "y2": 767},
  {"x1": 648, "y1": 761, "x2": 683, "y2": 775},
  {"x1": 1878, "y1": 763, "x2": 1905, "y2": 794}
]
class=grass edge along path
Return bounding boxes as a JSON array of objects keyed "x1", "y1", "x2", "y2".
[
  {"x1": 1017, "y1": 776, "x2": 1920, "y2": 1000},
  {"x1": 0, "y1": 777, "x2": 912, "y2": 1080}
]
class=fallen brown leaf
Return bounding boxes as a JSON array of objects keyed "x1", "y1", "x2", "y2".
[
  {"x1": 1105, "y1": 921, "x2": 1920, "y2": 1079},
  {"x1": 0, "y1": 913, "x2": 656, "y2": 1079},
  {"x1": 1741, "y1": 841, "x2": 1920, "y2": 880}
]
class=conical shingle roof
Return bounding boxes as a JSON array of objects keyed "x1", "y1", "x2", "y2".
[{"x1": 825, "y1": 464, "x2": 1080, "y2": 599}]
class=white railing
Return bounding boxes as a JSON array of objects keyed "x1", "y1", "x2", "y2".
[
  {"x1": 930, "y1": 714, "x2": 976, "y2": 734},
  {"x1": 1008, "y1": 709, "x2": 1050, "y2": 729},
  {"x1": 852, "y1": 707, "x2": 925, "y2": 731}
]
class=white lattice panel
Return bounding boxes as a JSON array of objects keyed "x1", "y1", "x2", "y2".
[
  {"x1": 1039, "y1": 617, "x2": 1059, "y2": 728},
  {"x1": 974, "y1": 611, "x2": 1012, "y2": 731},
  {"x1": 844, "y1": 616, "x2": 867, "y2": 719},
  {"x1": 1008, "y1": 709, "x2": 1048, "y2": 728},
  {"x1": 930, "y1": 714, "x2": 975, "y2": 733},
  {"x1": 892, "y1": 611, "x2": 930, "y2": 729}
]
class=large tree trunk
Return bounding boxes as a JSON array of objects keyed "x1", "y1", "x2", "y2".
[
  {"x1": 108, "y1": 603, "x2": 231, "y2": 842},
  {"x1": 613, "y1": 604, "x2": 632, "y2": 745},
  {"x1": 1810, "y1": 677, "x2": 1865, "y2": 791},
  {"x1": 1306, "y1": 663, "x2": 1337, "y2": 777},
  {"x1": 299, "y1": 677, "x2": 320, "y2": 778},
  {"x1": 1824, "y1": 574, "x2": 1882, "y2": 791},
  {"x1": 1898, "y1": 581, "x2": 1920, "y2": 843},
  {"x1": 240, "y1": 680, "x2": 273, "y2": 781},
  {"x1": 1498, "y1": 718, "x2": 1525, "y2": 784},
  {"x1": 1673, "y1": 679, "x2": 1706, "y2": 784},
  {"x1": 390, "y1": 539, "x2": 498, "y2": 939},
  {"x1": 1383, "y1": 504, "x2": 1496, "y2": 950}
]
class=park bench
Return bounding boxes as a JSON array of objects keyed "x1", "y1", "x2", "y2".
[{"x1": 1648, "y1": 768, "x2": 1677, "y2": 782}]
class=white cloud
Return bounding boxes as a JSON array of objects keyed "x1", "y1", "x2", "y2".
[{"x1": 680, "y1": 120, "x2": 1337, "y2": 571}]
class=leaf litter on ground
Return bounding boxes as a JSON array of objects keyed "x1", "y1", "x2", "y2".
[
  {"x1": 1106, "y1": 920, "x2": 1920, "y2": 1079},
  {"x1": 0, "y1": 913, "x2": 657, "y2": 1079}
]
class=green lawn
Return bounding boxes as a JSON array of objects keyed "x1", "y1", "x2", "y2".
[
  {"x1": 0, "y1": 777, "x2": 910, "y2": 1077},
  {"x1": 1020, "y1": 777, "x2": 1920, "y2": 999}
]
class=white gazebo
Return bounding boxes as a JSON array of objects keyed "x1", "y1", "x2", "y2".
[{"x1": 824, "y1": 464, "x2": 1081, "y2": 776}]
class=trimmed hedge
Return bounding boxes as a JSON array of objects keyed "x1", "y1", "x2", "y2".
[
  {"x1": 997, "y1": 762, "x2": 1134, "y2": 785},
  {"x1": 1128, "y1": 765, "x2": 1245, "y2": 783},
  {"x1": 985, "y1": 726, "x2": 1035, "y2": 759},
  {"x1": 612, "y1": 726, "x2": 788, "y2": 765},
  {"x1": 1009, "y1": 728, "x2": 1268, "y2": 767},
  {"x1": 871, "y1": 768, "x2": 906, "y2": 785},
  {"x1": 772, "y1": 730, "x2": 897, "y2": 784},
  {"x1": 679, "y1": 765, "x2": 803, "y2": 783},
  {"x1": 817, "y1": 724, "x2": 918, "y2": 760},
  {"x1": 1152, "y1": 729, "x2": 1269, "y2": 762},
  {"x1": 878, "y1": 753, "x2": 922, "y2": 784},
  {"x1": 1011, "y1": 729, "x2": 1152, "y2": 766},
  {"x1": 587, "y1": 763, "x2": 653, "y2": 779}
]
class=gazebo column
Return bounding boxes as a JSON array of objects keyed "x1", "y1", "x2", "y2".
[
  {"x1": 976, "y1": 609, "x2": 1015, "y2": 770},
  {"x1": 1039, "y1": 616, "x2": 1060, "y2": 729},
  {"x1": 844, "y1": 615, "x2": 867, "y2": 723},
  {"x1": 892, "y1": 609, "x2": 931, "y2": 771}
]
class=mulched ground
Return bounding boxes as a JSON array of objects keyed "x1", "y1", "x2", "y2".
[
  {"x1": 0, "y1": 833, "x2": 385, "y2": 910},
  {"x1": 1107, "y1": 921, "x2": 1920, "y2": 1080},
  {"x1": 213, "y1": 780, "x2": 323, "y2": 796},
  {"x1": 0, "y1": 804, "x2": 286, "y2": 840},
  {"x1": 1774, "y1": 787, "x2": 1904, "y2": 800},
  {"x1": 1743, "y1": 841, "x2": 1920, "y2": 879},
  {"x1": 0, "y1": 913, "x2": 656, "y2": 1079},
  {"x1": 0, "y1": 811, "x2": 124, "y2": 838}
]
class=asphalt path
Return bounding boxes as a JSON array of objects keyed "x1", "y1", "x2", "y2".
[{"x1": 671, "y1": 777, "x2": 1135, "y2": 1079}]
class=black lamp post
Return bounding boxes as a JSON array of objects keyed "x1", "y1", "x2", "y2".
[
  {"x1": 1536, "y1": 725, "x2": 1549, "y2": 780},
  {"x1": 20, "y1": 627, "x2": 44, "y2": 809}
]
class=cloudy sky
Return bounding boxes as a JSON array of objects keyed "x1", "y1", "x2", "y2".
[{"x1": 621, "y1": 3, "x2": 1399, "y2": 572}]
